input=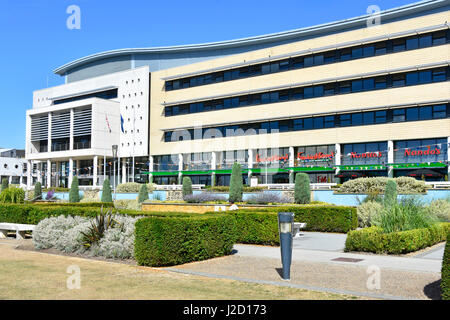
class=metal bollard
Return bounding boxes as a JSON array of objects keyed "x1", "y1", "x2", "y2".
[{"x1": 277, "y1": 212, "x2": 294, "y2": 281}]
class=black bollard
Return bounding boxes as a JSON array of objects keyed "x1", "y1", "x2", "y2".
[{"x1": 277, "y1": 212, "x2": 294, "y2": 281}]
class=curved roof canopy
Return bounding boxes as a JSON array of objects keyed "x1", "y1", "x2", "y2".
[{"x1": 54, "y1": 0, "x2": 450, "y2": 76}]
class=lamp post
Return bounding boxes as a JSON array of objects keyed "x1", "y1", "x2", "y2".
[
  {"x1": 277, "y1": 212, "x2": 295, "y2": 281},
  {"x1": 112, "y1": 145, "x2": 118, "y2": 200}
]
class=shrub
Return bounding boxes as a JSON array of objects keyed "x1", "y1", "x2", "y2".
[
  {"x1": 114, "y1": 199, "x2": 142, "y2": 211},
  {"x1": 246, "y1": 193, "x2": 291, "y2": 205},
  {"x1": 426, "y1": 199, "x2": 450, "y2": 222},
  {"x1": 134, "y1": 215, "x2": 237, "y2": 266},
  {"x1": 373, "y1": 198, "x2": 437, "y2": 233},
  {"x1": 45, "y1": 189, "x2": 55, "y2": 200},
  {"x1": 34, "y1": 182, "x2": 42, "y2": 200},
  {"x1": 182, "y1": 177, "x2": 193, "y2": 200},
  {"x1": 442, "y1": 231, "x2": 450, "y2": 300},
  {"x1": 1, "y1": 178, "x2": 9, "y2": 192},
  {"x1": 222, "y1": 205, "x2": 357, "y2": 245},
  {"x1": 80, "y1": 207, "x2": 118, "y2": 248},
  {"x1": 101, "y1": 179, "x2": 113, "y2": 203},
  {"x1": 345, "y1": 223, "x2": 449, "y2": 254},
  {"x1": 183, "y1": 193, "x2": 227, "y2": 203},
  {"x1": 294, "y1": 173, "x2": 311, "y2": 204},
  {"x1": 357, "y1": 201, "x2": 383, "y2": 228},
  {"x1": 116, "y1": 182, "x2": 155, "y2": 193},
  {"x1": 138, "y1": 184, "x2": 149, "y2": 203},
  {"x1": 338, "y1": 177, "x2": 427, "y2": 194},
  {"x1": 206, "y1": 186, "x2": 266, "y2": 193},
  {"x1": 0, "y1": 187, "x2": 25, "y2": 204},
  {"x1": 229, "y1": 163, "x2": 243, "y2": 203},
  {"x1": 384, "y1": 180, "x2": 398, "y2": 207},
  {"x1": 69, "y1": 177, "x2": 80, "y2": 203}
]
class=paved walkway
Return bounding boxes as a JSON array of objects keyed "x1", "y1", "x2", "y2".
[{"x1": 166, "y1": 232, "x2": 445, "y2": 300}]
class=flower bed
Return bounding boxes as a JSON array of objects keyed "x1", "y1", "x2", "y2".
[{"x1": 345, "y1": 223, "x2": 449, "y2": 254}]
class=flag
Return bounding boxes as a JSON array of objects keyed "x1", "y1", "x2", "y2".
[
  {"x1": 105, "y1": 115, "x2": 112, "y2": 133},
  {"x1": 120, "y1": 115, "x2": 124, "y2": 133}
]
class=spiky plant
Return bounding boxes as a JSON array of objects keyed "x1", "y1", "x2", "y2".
[{"x1": 80, "y1": 206, "x2": 118, "y2": 248}]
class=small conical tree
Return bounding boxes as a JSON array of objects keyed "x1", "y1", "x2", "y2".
[
  {"x1": 69, "y1": 176, "x2": 80, "y2": 203},
  {"x1": 101, "y1": 178, "x2": 113, "y2": 203},
  {"x1": 182, "y1": 177, "x2": 193, "y2": 200},
  {"x1": 294, "y1": 173, "x2": 311, "y2": 204},
  {"x1": 384, "y1": 179, "x2": 397, "y2": 207},
  {"x1": 138, "y1": 183, "x2": 149, "y2": 203},
  {"x1": 229, "y1": 162, "x2": 243, "y2": 203},
  {"x1": 34, "y1": 181, "x2": 42, "y2": 200},
  {"x1": 1, "y1": 178, "x2": 8, "y2": 192}
]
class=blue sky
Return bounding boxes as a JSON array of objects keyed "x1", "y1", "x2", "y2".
[{"x1": 0, "y1": 0, "x2": 416, "y2": 149}]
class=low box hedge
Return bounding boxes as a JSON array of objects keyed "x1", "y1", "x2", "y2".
[
  {"x1": 215, "y1": 205, "x2": 357, "y2": 245},
  {"x1": 442, "y1": 231, "x2": 450, "y2": 300},
  {"x1": 0, "y1": 203, "x2": 200, "y2": 225},
  {"x1": 345, "y1": 223, "x2": 450, "y2": 254},
  {"x1": 134, "y1": 215, "x2": 237, "y2": 267}
]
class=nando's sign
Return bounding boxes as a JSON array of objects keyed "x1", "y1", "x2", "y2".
[
  {"x1": 255, "y1": 151, "x2": 335, "y2": 163},
  {"x1": 404, "y1": 145, "x2": 441, "y2": 157}
]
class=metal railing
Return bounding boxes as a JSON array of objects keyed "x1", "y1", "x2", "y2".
[
  {"x1": 154, "y1": 184, "x2": 205, "y2": 191},
  {"x1": 260, "y1": 183, "x2": 337, "y2": 190},
  {"x1": 73, "y1": 141, "x2": 91, "y2": 150},
  {"x1": 51, "y1": 143, "x2": 70, "y2": 152}
]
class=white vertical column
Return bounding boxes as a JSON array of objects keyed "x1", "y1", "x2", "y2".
[
  {"x1": 335, "y1": 143, "x2": 341, "y2": 179},
  {"x1": 447, "y1": 137, "x2": 450, "y2": 178},
  {"x1": 27, "y1": 161, "x2": 32, "y2": 188},
  {"x1": 37, "y1": 163, "x2": 42, "y2": 184},
  {"x1": 248, "y1": 149, "x2": 254, "y2": 169},
  {"x1": 388, "y1": 140, "x2": 394, "y2": 178},
  {"x1": 178, "y1": 154, "x2": 183, "y2": 184},
  {"x1": 48, "y1": 112, "x2": 52, "y2": 153},
  {"x1": 289, "y1": 147, "x2": 295, "y2": 167},
  {"x1": 93, "y1": 156, "x2": 98, "y2": 187},
  {"x1": 210, "y1": 152, "x2": 216, "y2": 170},
  {"x1": 122, "y1": 158, "x2": 127, "y2": 184},
  {"x1": 69, "y1": 158, "x2": 74, "y2": 187},
  {"x1": 117, "y1": 156, "x2": 121, "y2": 185},
  {"x1": 70, "y1": 108, "x2": 74, "y2": 150},
  {"x1": 46, "y1": 159, "x2": 51, "y2": 188},
  {"x1": 8, "y1": 176, "x2": 12, "y2": 185}
]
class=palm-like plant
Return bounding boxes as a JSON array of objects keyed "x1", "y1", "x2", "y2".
[{"x1": 80, "y1": 206, "x2": 120, "y2": 247}]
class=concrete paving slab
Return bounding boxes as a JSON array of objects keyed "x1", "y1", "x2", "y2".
[{"x1": 293, "y1": 232, "x2": 347, "y2": 252}]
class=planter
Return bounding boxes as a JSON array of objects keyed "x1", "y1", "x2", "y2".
[{"x1": 142, "y1": 202, "x2": 289, "y2": 214}]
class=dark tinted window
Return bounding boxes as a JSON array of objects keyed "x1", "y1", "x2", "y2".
[{"x1": 406, "y1": 107, "x2": 419, "y2": 121}]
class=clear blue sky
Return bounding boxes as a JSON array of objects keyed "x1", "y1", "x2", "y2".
[{"x1": 0, "y1": 0, "x2": 416, "y2": 149}]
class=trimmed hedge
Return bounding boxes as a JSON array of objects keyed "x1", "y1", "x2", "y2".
[
  {"x1": 0, "y1": 203, "x2": 199, "y2": 225},
  {"x1": 134, "y1": 215, "x2": 237, "y2": 266},
  {"x1": 345, "y1": 223, "x2": 449, "y2": 254},
  {"x1": 442, "y1": 231, "x2": 450, "y2": 300},
  {"x1": 219, "y1": 205, "x2": 358, "y2": 245}
]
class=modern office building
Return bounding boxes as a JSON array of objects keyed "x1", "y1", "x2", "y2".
[
  {"x1": 25, "y1": 0, "x2": 450, "y2": 187},
  {"x1": 0, "y1": 149, "x2": 29, "y2": 186}
]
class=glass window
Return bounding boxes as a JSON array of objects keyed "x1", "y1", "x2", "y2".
[
  {"x1": 165, "y1": 107, "x2": 172, "y2": 117},
  {"x1": 324, "y1": 116, "x2": 335, "y2": 128},
  {"x1": 313, "y1": 86, "x2": 324, "y2": 97},
  {"x1": 406, "y1": 37, "x2": 419, "y2": 50},
  {"x1": 340, "y1": 48, "x2": 351, "y2": 61},
  {"x1": 292, "y1": 88, "x2": 303, "y2": 100},
  {"x1": 261, "y1": 93, "x2": 270, "y2": 104},
  {"x1": 352, "y1": 113, "x2": 363, "y2": 126},
  {"x1": 270, "y1": 63, "x2": 279, "y2": 73},
  {"x1": 165, "y1": 81, "x2": 173, "y2": 91},
  {"x1": 340, "y1": 114, "x2": 351, "y2": 127},
  {"x1": 393, "y1": 108, "x2": 406, "y2": 122},
  {"x1": 406, "y1": 107, "x2": 419, "y2": 121},
  {"x1": 363, "y1": 45, "x2": 375, "y2": 57},
  {"x1": 224, "y1": 98, "x2": 232, "y2": 109},
  {"x1": 419, "y1": 106, "x2": 432, "y2": 120},
  {"x1": 279, "y1": 120, "x2": 290, "y2": 132},
  {"x1": 196, "y1": 76, "x2": 204, "y2": 86},
  {"x1": 224, "y1": 71, "x2": 232, "y2": 81},
  {"x1": 351, "y1": 80, "x2": 363, "y2": 92},
  {"x1": 293, "y1": 119, "x2": 303, "y2": 130},
  {"x1": 303, "y1": 118, "x2": 313, "y2": 130},
  {"x1": 214, "y1": 100, "x2": 223, "y2": 110},
  {"x1": 363, "y1": 112, "x2": 374, "y2": 124},
  {"x1": 392, "y1": 74, "x2": 406, "y2": 87},
  {"x1": 231, "y1": 97, "x2": 239, "y2": 108},
  {"x1": 375, "y1": 42, "x2": 387, "y2": 55},
  {"x1": 339, "y1": 81, "x2": 351, "y2": 94},
  {"x1": 363, "y1": 78, "x2": 375, "y2": 90},
  {"x1": 214, "y1": 72, "x2": 223, "y2": 82},
  {"x1": 251, "y1": 94, "x2": 261, "y2": 105},
  {"x1": 314, "y1": 54, "x2": 324, "y2": 65},
  {"x1": 324, "y1": 84, "x2": 335, "y2": 96},
  {"x1": 352, "y1": 47, "x2": 363, "y2": 59},
  {"x1": 393, "y1": 38, "x2": 406, "y2": 52},
  {"x1": 419, "y1": 70, "x2": 432, "y2": 83},
  {"x1": 324, "y1": 52, "x2": 335, "y2": 63},
  {"x1": 270, "y1": 92, "x2": 279, "y2": 103},
  {"x1": 279, "y1": 90, "x2": 290, "y2": 101},
  {"x1": 375, "y1": 76, "x2": 387, "y2": 89},
  {"x1": 432, "y1": 31, "x2": 446, "y2": 45},
  {"x1": 203, "y1": 102, "x2": 212, "y2": 112},
  {"x1": 406, "y1": 72, "x2": 419, "y2": 85},
  {"x1": 432, "y1": 105, "x2": 447, "y2": 119},
  {"x1": 270, "y1": 121, "x2": 279, "y2": 132},
  {"x1": 292, "y1": 56, "x2": 304, "y2": 69},
  {"x1": 304, "y1": 56, "x2": 314, "y2": 67},
  {"x1": 419, "y1": 34, "x2": 432, "y2": 48},
  {"x1": 304, "y1": 87, "x2": 314, "y2": 98},
  {"x1": 172, "y1": 80, "x2": 180, "y2": 90},
  {"x1": 239, "y1": 68, "x2": 249, "y2": 78},
  {"x1": 375, "y1": 111, "x2": 387, "y2": 123},
  {"x1": 181, "y1": 79, "x2": 189, "y2": 88},
  {"x1": 172, "y1": 106, "x2": 179, "y2": 116},
  {"x1": 313, "y1": 117, "x2": 324, "y2": 129},
  {"x1": 231, "y1": 69, "x2": 239, "y2": 79},
  {"x1": 249, "y1": 65, "x2": 262, "y2": 76},
  {"x1": 239, "y1": 96, "x2": 248, "y2": 107},
  {"x1": 189, "y1": 77, "x2": 197, "y2": 87},
  {"x1": 432, "y1": 69, "x2": 446, "y2": 82},
  {"x1": 261, "y1": 63, "x2": 271, "y2": 74},
  {"x1": 279, "y1": 60, "x2": 290, "y2": 71}
]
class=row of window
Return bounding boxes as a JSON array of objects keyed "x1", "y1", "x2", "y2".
[
  {"x1": 165, "y1": 29, "x2": 450, "y2": 91},
  {"x1": 53, "y1": 89, "x2": 118, "y2": 105},
  {"x1": 165, "y1": 67, "x2": 449, "y2": 117},
  {"x1": 164, "y1": 104, "x2": 449, "y2": 142}
]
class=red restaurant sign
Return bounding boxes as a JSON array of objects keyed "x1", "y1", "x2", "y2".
[
  {"x1": 255, "y1": 153, "x2": 289, "y2": 163},
  {"x1": 350, "y1": 151, "x2": 382, "y2": 159},
  {"x1": 404, "y1": 146, "x2": 441, "y2": 157},
  {"x1": 297, "y1": 152, "x2": 335, "y2": 161}
]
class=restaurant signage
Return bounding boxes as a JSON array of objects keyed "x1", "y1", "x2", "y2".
[
  {"x1": 297, "y1": 151, "x2": 335, "y2": 161},
  {"x1": 349, "y1": 151, "x2": 382, "y2": 159},
  {"x1": 404, "y1": 146, "x2": 441, "y2": 157}
]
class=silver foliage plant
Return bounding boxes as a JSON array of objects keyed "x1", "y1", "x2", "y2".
[{"x1": 33, "y1": 215, "x2": 140, "y2": 259}]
